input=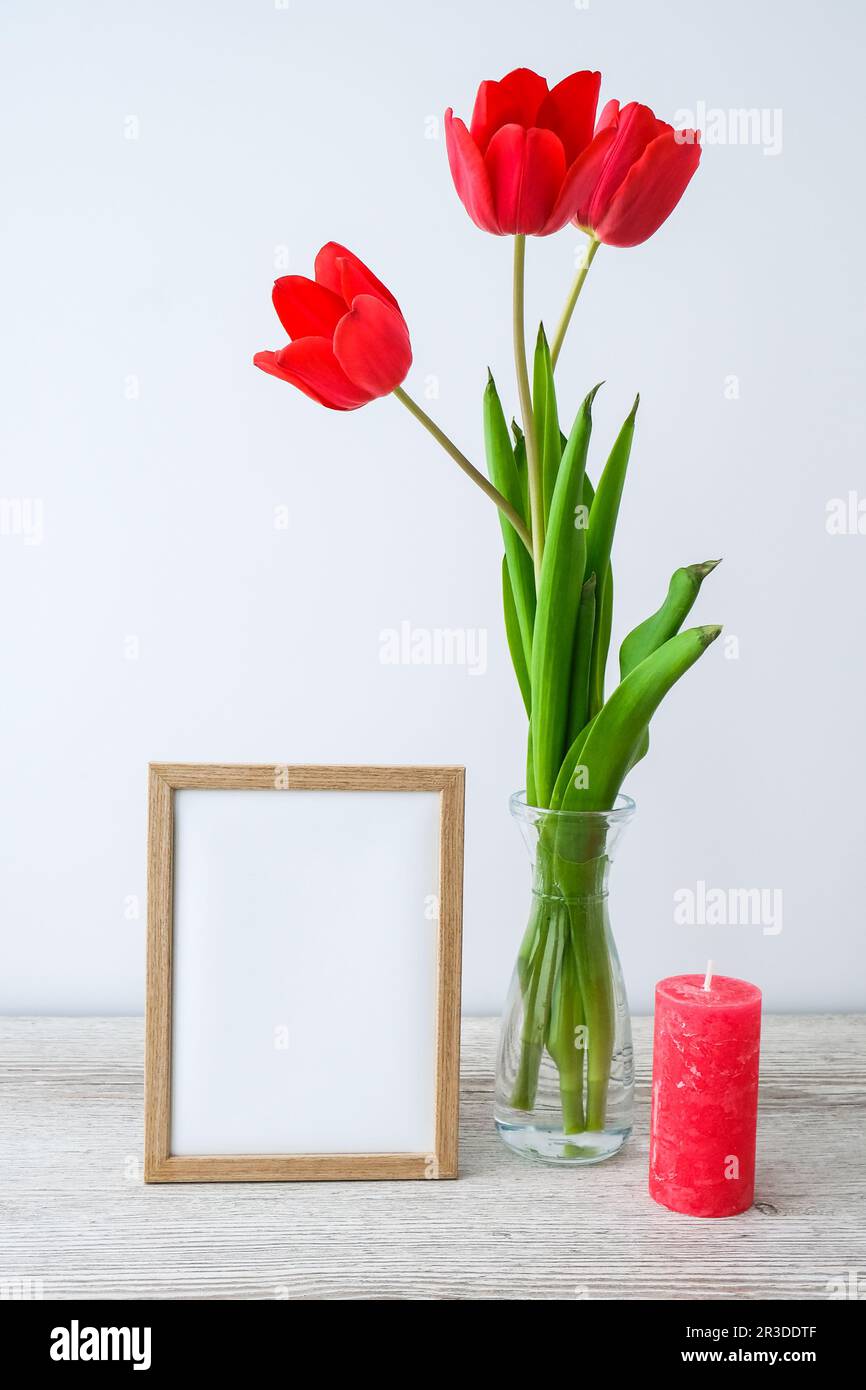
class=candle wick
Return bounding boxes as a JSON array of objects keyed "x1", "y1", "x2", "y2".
[{"x1": 702, "y1": 959, "x2": 714, "y2": 992}]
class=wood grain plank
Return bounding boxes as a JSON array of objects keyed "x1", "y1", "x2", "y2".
[
  {"x1": 152, "y1": 764, "x2": 465, "y2": 792},
  {"x1": 434, "y1": 769, "x2": 464, "y2": 1179},
  {"x1": 149, "y1": 1155, "x2": 431, "y2": 1183},
  {"x1": 1, "y1": 1015, "x2": 864, "y2": 1300}
]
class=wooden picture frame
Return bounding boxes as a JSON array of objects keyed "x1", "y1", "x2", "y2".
[{"x1": 145, "y1": 764, "x2": 464, "y2": 1183}]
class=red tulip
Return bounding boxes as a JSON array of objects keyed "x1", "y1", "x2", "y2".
[
  {"x1": 254, "y1": 243, "x2": 412, "y2": 410},
  {"x1": 445, "y1": 67, "x2": 615, "y2": 236},
  {"x1": 573, "y1": 100, "x2": 701, "y2": 248}
]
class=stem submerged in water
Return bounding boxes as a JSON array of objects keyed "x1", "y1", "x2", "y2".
[
  {"x1": 547, "y1": 918, "x2": 586, "y2": 1134},
  {"x1": 510, "y1": 898, "x2": 558, "y2": 1110},
  {"x1": 566, "y1": 888, "x2": 614, "y2": 1131},
  {"x1": 510, "y1": 831, "x2": 616, "y2": 1136}
]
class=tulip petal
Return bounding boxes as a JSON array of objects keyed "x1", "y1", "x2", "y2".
[
  {"x1": 536, "y1": 71, "x2": 600, "y2": 164},
  {"x1": 470, "y1": 67, "x2": 549, "y2": 153},
  {"x1": 314, "y1": 242, "x2": 400, "y2": 312},
  {"x1": 332, "y1": 293, "x2": 412, "y2": 397},
  {"x1": 445, "y1": 110, "x2": 500, "y2": 232},
  {"x1": 543, "y1": 125, "x2": 616, "y2": 233},
  {"x1": 272, "y1": 275, "x2": 346, "y2": 341},
  {"x1": 484, "y1": 124, "x2": 566, "y2": 235},
  {"x1": 586, "y1": 102, "x2": 664, "y2": 227},
  {"x1": 594, "y1": 128, "x2": 702, "y2": 247},
  {"x1": 498, "y1": 67, "x2": 550, "y2": 119},
  {"x1": 469, "y1": 82, "x2": 514, "y2": 155},
  {"x1": 254, "y1": 338, "x2": 374, "y2": 410},
  {"x1": 596, "y1": 99, "x2": 621, "y2": 133},
  {"x1": 253, "y1": 350, "x2": 284, "y2": 379}
]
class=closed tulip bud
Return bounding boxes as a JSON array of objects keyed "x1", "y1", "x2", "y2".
[
  {"x1": 254, "y1": 243, "x2": 412, "y2": 409},
  {"x1": 573, "y1": 100, "x2": 701, "y2": 248}
]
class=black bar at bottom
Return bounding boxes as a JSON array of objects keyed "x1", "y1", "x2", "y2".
[{"x1": 0, "y1": 1296, "x2": 859, "y2": 1372}]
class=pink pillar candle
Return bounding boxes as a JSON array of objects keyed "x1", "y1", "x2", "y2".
[{"x1": 649, "y1": 974, "x2": 762, "y2": 1218}]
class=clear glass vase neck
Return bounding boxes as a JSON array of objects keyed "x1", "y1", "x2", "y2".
[{"x1": 510, "y1": 790, "x2": 636, "y2": 902}]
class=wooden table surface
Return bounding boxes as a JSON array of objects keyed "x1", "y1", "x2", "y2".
[{"x1": 1, "y1": 1015, "x2": 864, "y2": 1301}]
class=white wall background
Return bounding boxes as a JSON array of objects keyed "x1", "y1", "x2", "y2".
[{"x1": 2, "y1": 0, "x2": 864, "y2": 1014}]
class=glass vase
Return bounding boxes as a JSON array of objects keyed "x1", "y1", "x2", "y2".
[{"x1": 495, "y1": 791, "x2": 636, "y2": 1165}]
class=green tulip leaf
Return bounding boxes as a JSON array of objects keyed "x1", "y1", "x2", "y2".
[
  {"x1": 550, "y1": 712, "x2": 598, "y2": 810},
  {"x1": 620, "y1": 559, "x2": 721, "y2": 678},
  {"x1": 561, "y1": 625, "x2": 722, "y2": 812},
  {"x1": 502, "y1": 556, "x2": 531, "y2": 715},
  {"x1": 530, "y1": 384, "x2": 599, "y2": 806},
  {"x1": 533, "y1": 325, "x2": 562, "y2": 530},
  {"x1": 585, "y1": 396, "x2": 639, "y2": 716},
  {"x1": 484, "y1": 374, "x2": 536, "y2": 671},
  {"x1": 619, "y1": 559, "x2": 721, "y2": 771},
  {"x1": 565, "y1": 571, "x2": 597, "y2": 745}
]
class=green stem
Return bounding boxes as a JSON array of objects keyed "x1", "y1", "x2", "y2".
[
  {"x1": 526, "y1": 723, "x2": 537, "y2": 808},
  {"x1": 550, "y1": 832, "x2": 615, "y2": 1134},
  {"x1": 512, "y1": 235, "x2": 543, "y2": 584},
  {"x1": 512, "y1": 832, "x2": 615, "y2": 1136},
  {"x1": 513, "y1": 821, "x2": 616, "y2": 1135},
  {"x1": 546, "y1": 916, "x2": 586, "y2": 1135},
  {"x1": 516, "y1": 884, "x2": 545, "y2": 993},
  {"x1": 549, "y1": 237, "x2": 600, "y2": 372},
  {"x1": 511, "y1": 883, "x2": 557, "y2": 1111},
  {"x1": 567, "y1": 884, "x2": 613, "y2": 1131},
  {"x1": 512, "y1": 1039, "x2": 543, "y2": 1113},
  {"x1": 392, "y1": 385, "x2": 533, "y2": 555}
]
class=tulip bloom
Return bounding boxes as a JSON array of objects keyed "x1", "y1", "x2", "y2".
[
  {"x1": 254, "y1": 243, "x2": 412, "y2": 410},
  {"x1": 445, "y1": 67, "x2": 616, "y2": 236},
  {"x1": 573, "y1": 100, "x2": 701, "y2": 248}
]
